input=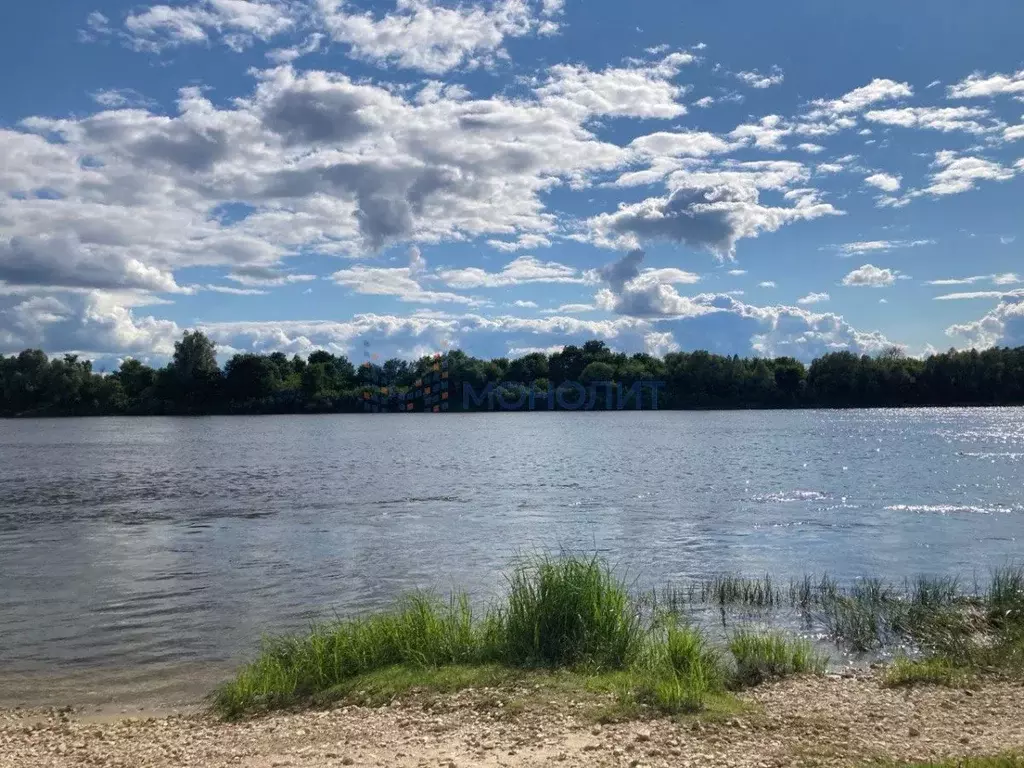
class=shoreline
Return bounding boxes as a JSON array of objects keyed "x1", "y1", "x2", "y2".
[{"x1": 3, "y1": 672, "x2": 1022, "y2": 767}]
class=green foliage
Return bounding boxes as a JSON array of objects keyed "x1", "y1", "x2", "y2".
[
  {"x1": 494, "y1": 554, "x2": 643, "y2": 669},
  {"x1": 6, "y1": 335, "x2": 1024, "y2": 416},
  {"x1": 630, "y1": 621, "x2": 729, "y2": 713},
  {"x1": 728, "y1": 630, "x2": 828, "y2": 687},
  {"x1": 215, "y1": 554, "x2": 837, "y2": 719},
  {"x1": 882, "y1": 655, "x2": 971, "y2": 689},
  {"x1": 214, "y1": 593, "x2": 487, "y2": 717}
]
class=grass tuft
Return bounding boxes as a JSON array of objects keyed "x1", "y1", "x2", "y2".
[
  {"x1": 882, "y1": 654, "x2": 972, "y2": 689},
  {"x1": 728, "y1": 629, "x2": 828, "y2": 688},
  {"x1": 495, "y1": 553, "x2": 643, "y2": 669}
]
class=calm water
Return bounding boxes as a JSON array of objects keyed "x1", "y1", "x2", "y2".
[{"x1": 1, "y1": 409, "x2": 1021, "y2": 709}]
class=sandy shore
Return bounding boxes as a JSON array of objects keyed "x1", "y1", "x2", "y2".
[{"x1": 2, "y1": 674, "x2": 1023, "y2": 768}]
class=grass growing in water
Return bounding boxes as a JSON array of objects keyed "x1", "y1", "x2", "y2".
[
  {"x1": 214, "y1": 555, "x2": 823, "y2": 719},
  {"x1": 729, "y1": 630, "x2": 828, "y2": 687},
  {"x1": 216, "y1": 556, "x2": 1024, "y2": 719}
]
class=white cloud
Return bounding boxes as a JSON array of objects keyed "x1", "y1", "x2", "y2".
[
  {"x1": 920, "y1": 151, "x2": 1016, "y2": 196},
  {"x1": 590, "y1": 160, "x2": 840, "y2": 258},
  {"x1": 727, "y1": 269, "x2": 747, "y2": 276},
  {"x1": 318, "y1": 0, "x2": 558, "y2": 73},
  {"x1": 438, "y1": 255, "x2": 583, "y2": 288},
  {"x1": 796, "y1": 143, "x2": 825, "y2": 154},
  {"x1": 330, "y1": 263, "x2": 482, "y2": 305},
  {"x1": 629, "y1": 130, "x2": 735, "y2": 158},
  {"x1": 512, "y1": 299, "x2": 538, "y2": 308},
  {"x1": 1003, "y1": 123, "x2": 1024, "y2": 142},
  {"x1": 729, "y1": 115, "x2": 790, "y2": 151},
  {"x1": 927, "y1": 274, "x2": 1020, "y2": 287},
  {"x1": 692, "y1": 96, "x2": 715, "y2": 109},
  {"x1": 837, "y1": 239, "x2": 933, "y2": 256},
  {"x1": 948, "y1": 70, "x2": 1024, "y2": 99},
  {"x1": 732, "y1": 66, "x2": 784, "y2": 89},
  {"x1": 806, "y1": 78, "x2": 913, "y2": 118},
  {"x1": 946, "y1": 295, "x2": 1024, "y2": 349},
  {"x1": 487, "y1": 234, "x2": 552, "y2": 252},
  {"x1": 90, "y1": 89, "x2": 153, "y2": 108},
  {"x1": 536, "y1": 56, "x2": 690, "y2": 119},
  {"x1": 540, "y1": 303, "x2": 595, "y2": 314},
  {"x1": 79, "y1": 11, "x2": 113, "y2": 42},
  {"x1": 758, "y1": 281, "x2": 776, "y2": 288},
  {"x1": 864, "y1": 172, "x2": 902, "y2": 192},
  {"x1": 124, "y1": 0, "x2": 297, "y2": 52},
  {"x1": 863, "y1": 106, "x2": 992, "y2": 133},
  {"x1": 797, "y1": 291, "x2": 829, "y2": 305},
  {"x1": 590, "y1": 250, "x2": 712, "y2": 318},
  {"x1": 842, "y1": 264, "x2": 898, "y2": 287},
  {"x1": 266, "y1": 33, "x2": 324, "y2": 63},
  {"x1": 934, "y1": 290, "x2": 1022, "y2": 301}
]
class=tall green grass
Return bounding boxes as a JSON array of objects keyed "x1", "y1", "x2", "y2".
[
  {"x1": 215, "y1": 593, "x2": 491, "y2": 717},
  {"x1": 216, "y1": 557, "x2": 1023, "y2": 718},
  {"x1": 728, "y1": 630, "x2": 828, "y2": 687},
  {"x1": 215, "y1": 555, "x2": 828, "y2": 719},
  {"x1": 495, "y1": 554, "x2": 643, "y2": 668}
]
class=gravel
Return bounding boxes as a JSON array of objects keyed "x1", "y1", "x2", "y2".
[{"x1": 2, "y1": 674, "x2": 1022, "y2": 767}]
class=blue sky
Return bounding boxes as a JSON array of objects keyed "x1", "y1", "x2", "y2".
[{"x1": 1, "y1": 0, "x2": 1022, "y2": 366}]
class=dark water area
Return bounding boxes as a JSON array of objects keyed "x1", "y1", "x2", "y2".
[{"x1": 0, "y1": 409, "x2": 1021, "y2": 709}]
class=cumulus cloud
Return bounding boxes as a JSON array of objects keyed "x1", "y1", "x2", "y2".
[
  {"x1": 0, "y1": 235, "x2": 181, "y2": 293},
  {"x1": 580, "y1": 253, "x2": 895, "y2": 358},
  {"x1": 317, "y1": 0, "x2": 549, "y2": 74},
  {"x1": 486, "y1": 234, "x2": 552, "y2": 252},
  {"x1": 629, "y1": 130, "x2": 735, "y2": 158},
  {"x1": 805, "y1": 78, "x2": 913, "y2": 119},
  {"x1": 946, "y1": 295, "x2": 1024, "y2": 349},
  {"x1": 758, "y1": 281, "x2": 776, "y2": 288},
  {"x1": 729, "y1": 115, "x2": 790, "y2": 151},
  {"x1": 797, "y1": 291, "x2": 829, "y2": 305},
  {"x1": 536, "y1": 54, "x2": 691, "y2": 119},
  {"x1": 589, "y1": 160, "x2": 840, "y2": 259},
  {"x1": 864, "y1": 173, "x2": 902, "y2": 192},
  {"x1": 948, "y1": 70, "x2": 1024, "y2": 99},
  {"x1": 732, "y1": 66, "x2": 784, "y2": 89},
  {"x1": 437, "y1": 255, "x2": 584, "y2": 288},
  {"x1": 919, "y1": 151, "x2": 1017, "y2": 196},
  {"x1": 863, "y1": 106, "x2": 992, "y2": 133},
  {"x1": 330, "y1": 263, "x2": 483, "y2": 305},
  {"x1": 590, "y1": 250, "x2": 710, "y2": 318},
  {"x1": 123, "y1": 0, "x2": 297, "y2": 52},
  {"x1": 842, "y1": 264, "x2": 899, "y2": 287},
  {"x1": 0, "y1": 290, "x2": 181, "y2": 358}
]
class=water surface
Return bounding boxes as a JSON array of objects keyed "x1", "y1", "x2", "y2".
[{"x1": 1, "y1": 409, "x2": 1021, "y2": 708}]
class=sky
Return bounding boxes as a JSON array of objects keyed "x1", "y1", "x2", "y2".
[{"x1": 1, "y1": 0, "x2": 1023, "y2": 368}]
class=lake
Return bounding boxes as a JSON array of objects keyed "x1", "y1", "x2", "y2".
[{"x1": 0, "y1": 408, "x2": 1021, "y2": 710}]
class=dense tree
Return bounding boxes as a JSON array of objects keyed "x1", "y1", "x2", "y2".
[{"x1": 4, "y1": 333, "x2": 1024, "y2": 416}]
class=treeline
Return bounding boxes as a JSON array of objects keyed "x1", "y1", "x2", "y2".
[{"x1": 3, "y1": 331, "x2": 1024, "y2": 417}]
